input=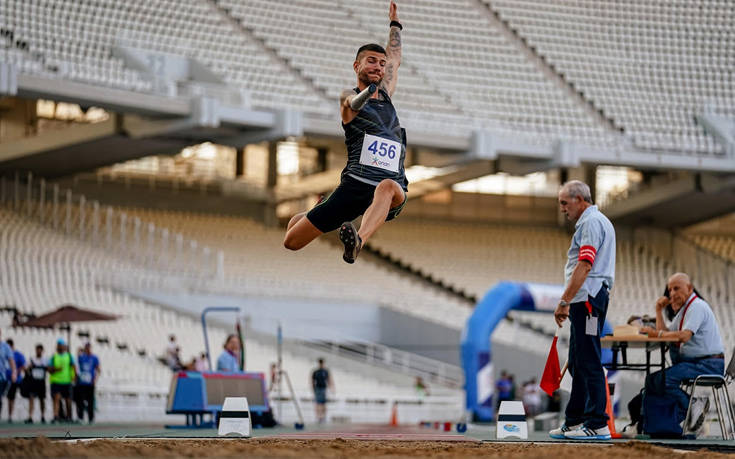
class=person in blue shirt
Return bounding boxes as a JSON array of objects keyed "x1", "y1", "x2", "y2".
[
  {"x1": 75, "y1": 342, "x2": 100, "y2": 423},
  {"x1": 216, "y1": 335, "x2": 241, "y2": 372},
  {"x1": 495, "y1": 371, "x2": 512, "y2": 412},
  {"x1": 551, "y1": 180, "x2": 616, "y2": 441},
  {"x1": 0, "y1": 331, "x2": 17, "y2": 421},
  {"x1": 5, "y1": 339, "x2": 25, "y2": 422},
  {"x1": 640, "y1": 272, "x2": 725, "y2": 435}
]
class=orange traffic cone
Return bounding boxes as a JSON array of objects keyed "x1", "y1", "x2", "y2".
[
  {"x1": 604, "y1": 375, "x2": 621, "y2": 439},
  {"x1": 390, "y1": 402, "x2": 399, "y2": 427}
]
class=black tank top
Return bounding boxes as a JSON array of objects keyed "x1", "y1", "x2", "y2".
[{"x1": 341, "y1": 87, "x2": 408, "y2": 190}]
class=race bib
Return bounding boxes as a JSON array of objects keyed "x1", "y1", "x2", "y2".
[
  {"x1": 31, "y1": 368, "x2": 45, "y2": 380},
  {"x1": 359, "y1": 134, "x2": 401, "y2": 173},
  {"x1": 79, "y1": 371, "x2": 93, "y2": 384}
]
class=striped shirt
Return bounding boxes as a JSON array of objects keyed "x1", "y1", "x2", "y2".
[{"x1": 564, "y1": 205, "x2": 616, "y2": 303}]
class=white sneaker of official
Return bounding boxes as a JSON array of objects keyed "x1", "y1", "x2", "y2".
[
  {"x1": 218, "y1": 397, "x2": 252, "y2": 437},
  {"x1": 564, "y1": 425, "x2": 611, "y2": 440},
  {"x1": 549, "y1": 423, "x2": 582, "y2": 439},
  {"x1": 496, "y1": 401, "x2": 528, "y2": 439}
]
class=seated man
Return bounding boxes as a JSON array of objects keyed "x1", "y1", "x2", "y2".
[{"x1": 640, "y1": 272, "x2": 725, "y2": 433}]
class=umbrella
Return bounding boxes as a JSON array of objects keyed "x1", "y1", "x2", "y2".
[{"x1": 17, "y1": 304, "x2": 118, "y2": 348}]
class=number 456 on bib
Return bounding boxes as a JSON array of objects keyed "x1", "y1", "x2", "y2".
[{"x1": 359, "y1": 133, "x2": 401, "y2": 173}]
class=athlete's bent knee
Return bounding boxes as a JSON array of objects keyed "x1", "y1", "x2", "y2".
[
  {"x1": 375, "y1": 179, "x2": 399, "y2": 198},
  {"x1": 377, "y1": 179, "x2": 404, "y2": 207}
]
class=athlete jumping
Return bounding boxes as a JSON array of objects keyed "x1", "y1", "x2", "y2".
[{"x1": 283, "y1": 1, "x2": 407, "y2": 264}]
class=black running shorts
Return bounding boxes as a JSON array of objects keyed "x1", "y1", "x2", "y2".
[
  {"x1": 6, "y1": 382, "x2": 19, "y2": 400},
  {"x1": 306, "y1": 175, "x2": 406, "y2": 233},
  {"x1": 28, "y1": 379, "x2": 46, "y2": 399}
]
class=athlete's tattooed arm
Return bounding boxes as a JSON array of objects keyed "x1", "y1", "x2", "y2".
[{"x1": 381, "y1": 1, "x2": 401, "y2": 97}]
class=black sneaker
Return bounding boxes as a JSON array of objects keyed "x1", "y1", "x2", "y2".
[
  {"x1": 24, "y1": 418, "x2": 32, "y2": 424},
  {"x1": 40, "y1": 417, "x2": 46, "y2": 424},
  {"x1": 339, "y1": 222, "x2": 362, "y2": 264}
]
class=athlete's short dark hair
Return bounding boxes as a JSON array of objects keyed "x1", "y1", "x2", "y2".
[{"x1": 356, "y1": 43, "x2": 386, "y2": 61}]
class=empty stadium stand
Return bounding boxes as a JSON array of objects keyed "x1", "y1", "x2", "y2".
[
  {"x1": 0, "y1": 204, "x2": 463, "y2": 423},
  {"x1": 110, "y1": 207, "x2": 474, "y2": 331},
  {"x1": 219, "y1": 0, "x2": 615, "y2": 143},
  {"x1": 3, "y1": 0, "x2": 733, "y2": 181},
  {"x1": 487, "y1": 0, "x2": 735, "y2": 155},
  {"x1": 1, "y1": 0, "x2": 328, "y2": 113},
  {"x1": 688, "y1": 234, "x2": 735, "y2": 263}
]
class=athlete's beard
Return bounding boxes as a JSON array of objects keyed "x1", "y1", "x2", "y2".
[{"x1": 359, "y1": 70, "x2": 382, "y2": 87}]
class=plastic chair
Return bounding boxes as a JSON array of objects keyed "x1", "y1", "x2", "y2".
[{"x1": 681, "y1": 349, "x2": 735, "y2": 439}]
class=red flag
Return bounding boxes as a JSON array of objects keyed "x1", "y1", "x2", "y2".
[{"x1": 540, "y1": 332, "x2": 561, "y2": 397}]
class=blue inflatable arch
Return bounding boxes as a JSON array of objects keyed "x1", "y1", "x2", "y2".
[{"x1": 461, "y1": 281, "x2": 613, "y2": 422}]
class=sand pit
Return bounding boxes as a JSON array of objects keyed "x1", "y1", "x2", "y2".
[{"x1": 0, "y1": 437, "x2": 730, "y2": 458}]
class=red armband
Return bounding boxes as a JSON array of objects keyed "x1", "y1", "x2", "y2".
[{"x1": 578, "y1": 245, "x2": 597, "y2": 264}]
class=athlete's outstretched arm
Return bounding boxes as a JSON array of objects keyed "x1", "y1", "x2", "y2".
[{"x1": 381, "y1": 1, "x2": 401, "y2": 97}]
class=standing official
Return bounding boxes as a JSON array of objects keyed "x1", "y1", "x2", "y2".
[{"x1": 550, "y1": 180, "x2": 616, "y2": 440}]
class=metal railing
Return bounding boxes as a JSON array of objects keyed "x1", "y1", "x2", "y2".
[
  {"x1": 0, "y1": 172, "x2": 224, "y2": 282},
  {"x1": 72, "y1": 170, "x2": 267, "y2": 200},
  {"x1": 303, "y1": 338, "x2": 463, "y2": 389}
]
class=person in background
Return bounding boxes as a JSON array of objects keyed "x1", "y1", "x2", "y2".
[
  {"x1": 166, "y1": 335, "x2": 178, "y2": 370},
  {"x1": 194, "y1": 352, "x2": 208, "y2": 372},
  {"x1": 25, "y1": 344, "x2": 47, "y2": 424},
  {"x1": 0, "y1": 331, "x2": 17, "y2": 420},
  {"x1": 415, "y1": 376, "x2": 430, "y2": 398},
  {"x1": 48, "y1": 338, "x2": 75, "y2": 423},
  {"x1": 495, "y1": 370, "x2": 512, "y2": 411},
  {"x1": 75, "y1": 342, "x2": 100, "y2": 424},
  {"x1": 268, "y1": 362, "x2": 279, "y2": 393},
  {"x1": 216, "y1": 335, "x2": 241, "y2": 372},
  {"x1": 639, "y1": 272, "x2": 725, "y2": 435},
  {"x1": 311, "y1": 358, "x2": 333, "y2": 424},
  {"x1": 5, "y1": 339, "x2": 25, "y2": 422},
  {"x1": 522, "y1": 378, "x2": 542, "y2": 417}
]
